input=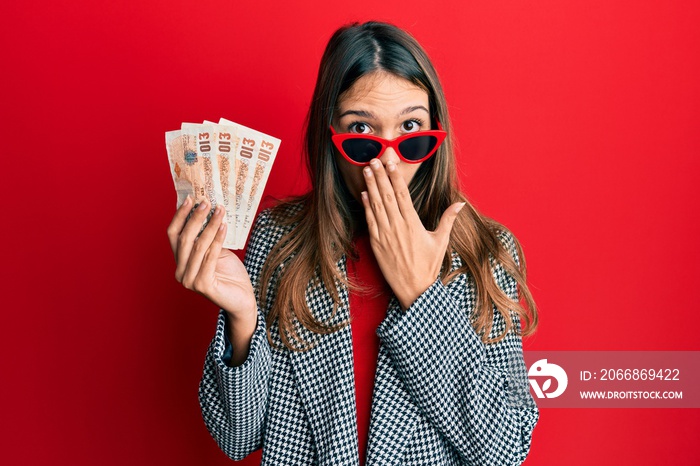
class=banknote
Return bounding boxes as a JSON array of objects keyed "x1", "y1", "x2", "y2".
[
  {"x1": 210, "y1": 123, "x2": 239, "y2": 248},
  {"x1": 219, "y1": 118, "x2": 263, "y2": 249},
  {"x1": 165, "y1": 118, "x2": 280, "y2": 250},
  {"x1": 166, "y1": 128, "x2": 212, "y2": 236},
  {"x1": 180, "y1": 123, "x2": 224, "y2": 208},
  {"x1": 240, "y1": 133, "x2": 281, "y2": 249},
  {"x1": 165, "y1": 130, "x2": 194, "y2": 207},
  {"x1": 179, "y1": 123, "x2": 225, "y2": 234}
]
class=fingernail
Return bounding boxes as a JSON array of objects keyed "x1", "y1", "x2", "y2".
[
  {"x1": 183, "y1": 195, "x2": 191, "y2": 206},
  {"x1": 361, "y1": 191, "x2": 368, "y2": 201},
  {"x1": 456, "y1": 202, "x2": 466, "y2": 213},
  {"x1": 363, "y1": 167, "x2": 372, "y2": 177},
  {"x1": 387, "y1": 162, "x2": 396, "y2": 172},
  {"x1": 197, "y1": 201, "x2": 208, "y2": 210},
  {"x1": 215, "y1": 205, "x2": 222, "y2": 215}
]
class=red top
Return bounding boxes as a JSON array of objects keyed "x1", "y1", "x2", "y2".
[{"x1": 346, "y1": 232, "x2": 391, "y2": 465}]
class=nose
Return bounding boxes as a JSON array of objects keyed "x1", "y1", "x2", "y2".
[{"x1": 379, "y1": 145, "x2": 400, "y2": 166}]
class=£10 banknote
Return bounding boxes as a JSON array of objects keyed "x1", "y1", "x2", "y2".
[{"x1": 165, "y1": 119, "x2": 281, "y2": 250}]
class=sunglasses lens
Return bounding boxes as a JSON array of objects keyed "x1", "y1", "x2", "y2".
[
  {"x1": 341, "y1": 139, "x2": 383, "y2": 163},
  {"x1": 398, "y1": 135, "x2": 439, "y2": 161}
]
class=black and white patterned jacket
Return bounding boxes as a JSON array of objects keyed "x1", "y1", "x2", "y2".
[{"x1": 199, "y1": 203, "x2": 539, "y2": 465}]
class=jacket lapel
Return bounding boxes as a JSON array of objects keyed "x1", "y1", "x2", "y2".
[
  {"x1": 289, "y1": 254, "x2": 360, "y2": 465},
  {"x1": 365, "y1": 251, "x2": 469, "y2": 465},
  {"x1": 288, "y1": 251, "x2": 471, "y2": 464},
  {"x1": 364, "y1": 297, "x2": 421, "y2": 466}
]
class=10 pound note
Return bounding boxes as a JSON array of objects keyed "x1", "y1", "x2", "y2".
[{"x1": 165, "y1": 119, "x2": 280, "y2": 250}]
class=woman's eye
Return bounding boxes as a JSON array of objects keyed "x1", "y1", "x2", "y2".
[
  {"x1": 401, "y1": 120, "x2": 422, "y2": 132},
  {"x1": 349, "y1": 122, "x2": 371, "y2": 134}
]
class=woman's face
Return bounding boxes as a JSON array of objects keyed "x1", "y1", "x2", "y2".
[{"x1": 332, "y1": 71, "x2": 431, "y2": 202}]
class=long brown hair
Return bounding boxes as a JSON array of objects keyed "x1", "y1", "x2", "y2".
[{"x1": 258, "y1": 21, "x2": 538, "y2": 352}]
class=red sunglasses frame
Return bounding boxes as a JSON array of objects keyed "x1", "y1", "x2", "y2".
[{"x1": 330, "y1": 121, "x2": 447, "y2": 166}]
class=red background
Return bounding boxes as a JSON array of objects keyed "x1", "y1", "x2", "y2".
[{"x1": 2, "y1": 0, "x2": 699, "y2": 464}]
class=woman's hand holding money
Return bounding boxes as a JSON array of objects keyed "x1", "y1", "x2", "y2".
[{"x1": 167, "y1": 196, "x2": 258, "y2": 365}]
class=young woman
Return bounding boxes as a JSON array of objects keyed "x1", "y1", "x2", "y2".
[{"x1": 167, "y1": 21, "x2": 539, "y2": 466}]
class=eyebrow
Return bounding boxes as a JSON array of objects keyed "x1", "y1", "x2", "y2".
[{"x1": 337, "y1": 105, "x2": 430, "y2": 119}]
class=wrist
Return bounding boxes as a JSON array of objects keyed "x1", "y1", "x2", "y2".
[
  {"x1": 396, "y1": 277, "x2": 439, "y2": 311},
  {"x1": 397, "y1": 288, "x2": 421, "y2": 311},
  {"x1": 224, "y1": 303, "x2": 257, "y2": 322}
]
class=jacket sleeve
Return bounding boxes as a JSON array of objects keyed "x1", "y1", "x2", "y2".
[
  {"x1": 197, "y1": 210, "x2": 275, "y2": 461},
  {"x1": 375, "y1": 231, "x2": 539, "y2": 466}
]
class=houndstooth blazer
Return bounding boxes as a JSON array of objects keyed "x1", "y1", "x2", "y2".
[{"x1": 199, "y1": 202, "x2": 539, "y2": 465}]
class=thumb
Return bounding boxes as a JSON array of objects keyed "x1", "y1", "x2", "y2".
[{"x1": 435, "y1": 202, "x2": 466, "y2": 240}]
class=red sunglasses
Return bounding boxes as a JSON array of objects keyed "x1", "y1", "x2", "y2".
[{"x1": 330, "y1": 121, "x2": 446, "y2": 166}]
